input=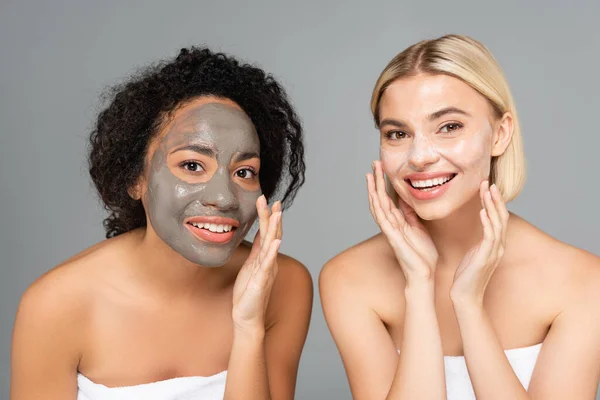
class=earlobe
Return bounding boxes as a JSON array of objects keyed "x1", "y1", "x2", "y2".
[
  {"x1": 491, "y1": 112, "x2": 514, "y2": 157},
  {"x1": 127, "y1": 179, "x2": 143, "y2": 200}
]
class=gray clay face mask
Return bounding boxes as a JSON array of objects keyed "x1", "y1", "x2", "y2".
[{"x1": 143, "y1": 101, "x2": 262, "y2": 267}]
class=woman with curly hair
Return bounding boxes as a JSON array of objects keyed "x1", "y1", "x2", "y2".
[{"x1": 11, "y1": 47, "x2": 312, "y2": 400}]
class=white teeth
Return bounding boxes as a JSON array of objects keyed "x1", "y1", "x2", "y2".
[
  {"x1": 189, "y1": 222, "x2": 234, "y2": 233},
  {"x1": 410, "y1": 175, "x2": 453, "y2": 189}
]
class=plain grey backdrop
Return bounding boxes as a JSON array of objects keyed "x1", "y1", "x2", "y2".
[{"x1": 1, "y1": 0, "x2": 599, "y2": 398}]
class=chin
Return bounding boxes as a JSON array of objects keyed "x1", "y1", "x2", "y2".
[
  {"x1": 411, "y1": 202, "x2": 455, "y2": 221},
  {"x1": 184, "y1": 252, "x2": 233, "y2": 268}
]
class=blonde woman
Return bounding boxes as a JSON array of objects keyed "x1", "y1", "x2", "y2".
[{"x1": 320, "y1": 35, "x2": 600, "y2": 400}]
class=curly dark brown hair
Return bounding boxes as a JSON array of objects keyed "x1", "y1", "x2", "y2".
[{"x1": 89, "y1": 47, "x2": 305, "y2": 238}]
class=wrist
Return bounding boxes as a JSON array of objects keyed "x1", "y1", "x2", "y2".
[
  {"x1": 233, "y1": 323, "x2": 266, "y2": 342},
  {"x1": 405, "y1": 273, "x2": 435, "y2": 289},
  {"x1": 451, "y1": 294, "x2": 485, "y2": 315},
  {"x1": 404, "y1": 278, "x2": 435, "y2": 300}
]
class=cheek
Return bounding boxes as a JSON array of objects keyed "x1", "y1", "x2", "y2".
[
  {"x1": 439, "y1": 133, "x2": 492, "y2": 179},
  {"x1": 146, "y1": 167, "x2": 204, "y2": 217},
  {"x1": 239, "y1": 189, "x2": 260, "y2": 215},
  {"x1": 380, "y1": 148, "x2": 407, "y2": 177}
]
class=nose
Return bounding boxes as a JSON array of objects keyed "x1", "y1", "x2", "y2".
[
  {"x1": 200, "y1": 169, "x2": 239, "y2": 210},
  {"x1": 407, "y1": 134, "x2": 440, "y2": 171}
]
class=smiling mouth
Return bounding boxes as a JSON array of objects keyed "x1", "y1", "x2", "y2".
[
  {"x1": 186, "y1": 221, "x2": 237, "y2": 234},
  {"x1": 406, "y1": 173, "x2": 457, "y2": 191}
]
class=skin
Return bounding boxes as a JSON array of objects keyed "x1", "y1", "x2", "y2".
[
  {"x1": 320, "y1": 74, "x2": 600, "y2": 399},
  {"x1": 10, "y1": 96, "x2": 313, "y2": 400},
  {"x1": 143, "y1": 102, "x2": 262, "y2": 267}
]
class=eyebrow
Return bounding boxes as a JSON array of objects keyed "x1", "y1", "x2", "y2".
[
  {"x1": 170, "y1": 144, "x2": 215, "y2": 158},
  {"x1": 427, "y1": 106, "x2": 471, "y2": 121},
  {"x1": 233, "y1": 151, "x2": 260, "y2": 163},
  {"x1": 379, "y1": 107, "x2": 471, "y2": 129}
]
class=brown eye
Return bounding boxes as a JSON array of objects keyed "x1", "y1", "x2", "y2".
[
  {"x1": 440, "y1": 123, "x2": 463, "y2": 133},
  {"x1": 235, "y1": 169, "x2": 256, "y2": 179},
  {"x1": 386, "y1": 131, "x2": 407, "y2": 140},
  {"x1": 181, "y1": 161, "x2": 204, "y2": 172}
]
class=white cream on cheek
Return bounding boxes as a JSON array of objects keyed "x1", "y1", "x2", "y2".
[
  {"x1": 443, "y1": 123, "x2": 493, "y2": 183},
  {"x1": 380, "y1": 123, "x2": 493, "y2": 201}
]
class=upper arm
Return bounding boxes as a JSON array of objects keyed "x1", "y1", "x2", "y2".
[
  {"x1": 319, "y1": 256, "x2": 399, "y2": 400},
  {"x1": 10, "y1": 276, "x2": 84, "y2": 400},
  {"x1": 528, "y1": 257, "x2": 600, "y2": 399},
  {"x1": 265, "y1": 255, "x2": 313, "y2": 400}
]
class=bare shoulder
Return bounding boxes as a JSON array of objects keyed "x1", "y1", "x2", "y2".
[
  {"x1": 275, "y1": 251, "x2": 313, "y2": 290},
  {"x1": 261, "y1": 251, "x2": 313, "y2": 338},
  {"x1": 268, "y1": 252, "x2": 313, "y2": 316},
  {"x1": 15, "y1": 232, "x2": 134, "y2": 336},
  {"x1": 319, "y1": 234, "x2": 405, "y2": 323},
  {"x1": 320, "y1": 233, "x2": 402, "y2": 297},
  {"x1": 509, "y1": 214, "x2": 600, "y2": 307},
  {"x1": 11, "y1": 234, "x2": 130, "y2": 379}
]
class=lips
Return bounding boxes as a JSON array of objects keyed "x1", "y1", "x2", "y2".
[
  {"x1": 184, "y1": 216, "x2": 239, "y2": 244},
  {"x1": 404, "y1": 172, "x2": 457, "y2": 201}
]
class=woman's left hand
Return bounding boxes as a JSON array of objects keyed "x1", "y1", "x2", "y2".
[
  {"x1": 232, "y1": 196, "x2": 282, "y2": 335},
  {"x1": 450, "y1": 181, "x2": 509, "y2": 306}
]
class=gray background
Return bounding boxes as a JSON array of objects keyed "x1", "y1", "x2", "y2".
[{"x1": 1, "y1": 0, "x2": 599, "y2": 398}]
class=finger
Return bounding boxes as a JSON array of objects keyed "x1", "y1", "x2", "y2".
[
  {"x1": 256, "y1": 195, "x2": 270, "y2": 244},
  {"x1": 259, "y1": 211, "x2": 281, "y2": 263},
  {"x1": 366, "y1": 173, "x2": 380, "y2": 223},
  {"x1": 396, "y1": 196, "x2": 421, "y2": 228},
  {"x1": 272, "y1": 200, "x2": 283, "y2": 239},
  {"x1": 483, "y1": 185, "x2": 502, "y2": 245},
  {"x1": 490, "y1": 184, "x2": 509, "y2": 244},
  {"x1": 374, "y1": 161, "x2": 393, "y2": 214},
  {"x1": 479, "y1": 180, "x2": 489, "y2": 209},
  {"x1": 371, "y1": 180, "x2": 404, "y2": 236},
  {"x1": 478, "y1": 208, "x2": 495, "y2": 260},
  {"x1": 389, "y1": 206, "x2": 407, "y2": 229},
  {"x1": 248, "y1": 230, "x2": 262, "y2": 261},
  {"x1": 252, "y1": 239, "x2": 281, "y2": 290},
  {"x1": 263, "y1": 239, "x2": 281, "y2": 275}
]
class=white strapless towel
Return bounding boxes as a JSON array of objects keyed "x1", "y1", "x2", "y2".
[
  {"x1": 77, "y1": 370, "x2": 227, "y2": 400},
  {"x1": 398, "y1": 343, "x2": 543, "y2": 400}
]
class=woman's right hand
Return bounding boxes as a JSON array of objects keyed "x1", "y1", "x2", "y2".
[{"x1": 366, "y1": 161, "x2": 438, "y2": 284}]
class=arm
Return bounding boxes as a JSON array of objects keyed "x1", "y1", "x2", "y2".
[
  {"x1": 452, "y1": 300, "x2": 530, "y2": 399},
  {"x1": 454, "y1": 262, "x2": 600, "y2": 400},
  {"x1": 527, "y1": 273, "x2": 600, "y2": 399},
  {"x1": 10, "y1": 277, "x2": 83, "y2": 400},
  {"x1": 450, "y1": 181, "x2": 531, "y2": 399},
  {"x1": 225, "y1": 256, "x2": 312, "y2": 400},
  {"x1": 451, "y1": 182, "x2": 600, "y2": 399},
  {"x1": 320, "y1": 256, "x2": 446, "y2": 400},
  {"x1": 225, "y1": 197, "x2": 312, "y2": 400},
  {"x1": 264, "y1": 256, "x2": 313, "y2": 399},
  {"x1": 393, "y1": 281, "x2": 446, "y2": 400}
]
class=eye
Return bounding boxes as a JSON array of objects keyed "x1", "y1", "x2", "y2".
[
  {"x1": 385, "y1": 131, "x2": 408, "y2": 140},
  {"x1": 235, "y1": 168, "x2": 257, "y2": 179},
  {"x1": 181, "y1": 161, "x2": 205, "y2": 173},
  {"x1": 439, "y1": 123, "x2": 463, "y2": 134}
]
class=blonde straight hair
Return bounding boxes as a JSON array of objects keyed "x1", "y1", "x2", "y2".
[{"x1": 372, "y1": 34, "x2": 525, "y2": 202}]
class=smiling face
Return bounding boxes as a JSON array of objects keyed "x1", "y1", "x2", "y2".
[
  {"x1": 378, "y1": 73, "x2": 511, "y2": 220},
  {"x1": 136, "y1": 97, "x2": 262, "y2": 267}
]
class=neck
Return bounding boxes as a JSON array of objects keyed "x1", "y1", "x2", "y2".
[
  {"x1": 421, "y1": 195, "x2": 484, "y2": 269},
  {"x1": 129, "y1": 228, "x2": 239, "y2": 300}
]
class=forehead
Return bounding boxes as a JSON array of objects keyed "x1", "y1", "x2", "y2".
[
  {"x1": 158, "y1": 97, "x2": 259, "y2": 153},
  {"x1": 379, "y1": 74, "x2": 492, "y2": 120}
]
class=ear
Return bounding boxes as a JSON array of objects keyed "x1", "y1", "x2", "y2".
[
  {"x1": 127, "y1": 177, "x2": 144, "y2": 201},
  {"x1": 491, "y1": 112, "x2": 514, "y2": 157}
]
